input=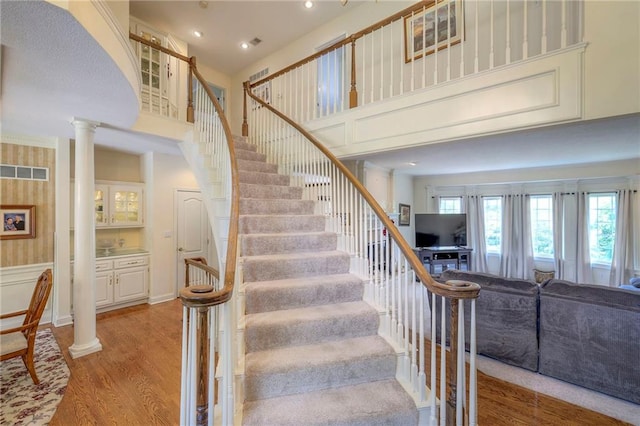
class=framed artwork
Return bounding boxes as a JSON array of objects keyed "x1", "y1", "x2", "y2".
[
  {"x1": 1, "y1": 205, "x2": 36, "y2": 240},
  {"x1": 404, "y1": 0, "x2": 463, "y2": 63},
  {"x1": 399, "y1": 203, "x2": 411, "y2": 226}
]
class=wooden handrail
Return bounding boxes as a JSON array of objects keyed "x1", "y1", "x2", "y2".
[
  {"x1": 129, "y1": 32, "x2": 240, "y2": 309},
  {"x1": 248, "y1": 1, "x2": 431, "y2": 90},
  {"x1": 243, "y1": 82, "x2": 480, "y2": 300}
]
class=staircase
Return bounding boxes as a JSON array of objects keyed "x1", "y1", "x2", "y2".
[{"x1": 235, "y1": 137, "x2": 418, "y2": 425}]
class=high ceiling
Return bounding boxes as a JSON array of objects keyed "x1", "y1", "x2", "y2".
[{"x1": 129, "y1": 0, "x2": 365, "y2": 74}]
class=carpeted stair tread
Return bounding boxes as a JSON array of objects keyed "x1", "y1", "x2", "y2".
[
  {"x1": 239, "y1": 182, "x2": 303, "y2": 199},
  {"x1": 241, "y1": 378, "x2": 418, "y2": 426},
  {"x1": 242, "y1": 251, "x2": 351, "y2": 282},
  {"x1": 244, "y1": 273, "x2": 363, "y2": 313},
  {"x1": 239, "y1": 198, "x2": 315, "y2": 215},
  {"x1": 237, "y1": 159, "x2": 278, "y2": 174},
  {"x1": 240, "y1": 232, "x2": 337, "y2": 256},
  {"x1": 236, "y1": 149, "x2": 267, "y2": 163},
  {"x1": 245, "y1": 301, "x2": 379, "y2": 353},
  {"x1": 239, "y1": 170, "x2": 289, "y2": 186},
  {"x1": 233, "y1": 139, "x2": 257, "y2": 152},
  {"x1": 239, "y1": 215, "x2": 325, "y2": 234},
  {"x1": 244, "y1": 335, "x2": 397, "y2": 401}
]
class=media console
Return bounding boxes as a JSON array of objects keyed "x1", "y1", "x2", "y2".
[{"x1": 413, "y1": 246, "x2": 472, "y2": 277}]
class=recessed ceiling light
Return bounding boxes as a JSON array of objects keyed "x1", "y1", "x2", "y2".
[
  {"x1": 193, "y1": 30, "x2": 203, "y2": 38},
  {"x1": 409, "y1": 162, "x2": 417, "y2": 166},
  {"x1": 199, "y1": 1, "x2": 208, "y2": 8},
  {"x1": 241, "y1": 42, "x2": 249, "y2": 50},
  {"x1": 304, "y1": 1, "x2": 314, "y2": 8}
]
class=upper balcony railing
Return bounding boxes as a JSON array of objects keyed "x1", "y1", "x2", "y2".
[{"x1": 243, "y1": 0, "x2": 583, "y2": 129}]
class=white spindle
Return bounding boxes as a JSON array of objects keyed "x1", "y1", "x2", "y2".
[
  {"x1": 380, "y1": 28, "x2": 385, "y2": 100},
  {"x1": 422, "y1": 6, "x2": 427, "y2": 88},
  {"x1": 433, "y1": 0, "x2": 439, "y2": 85},
  {"x1": 389, "y1": 22, "x2": 394, "y2": 99},
  {"x1": 208, "y1": 309, "x2": 215, "y2": 426},
  {"x1": 490, "y1": 0, "x2": 495, "y2": 68},
  {"x1": 370, "y1": 32, "x2": 375, "y2": 103},
  {"x1": 541, "y1": 0, "x2": 548, "y2": 53},
  {"x1": 447, "y1": 1, "x2": 452, "y2": 81},
  {"x1": 410, "y1": 11, "x2": 415, "y2": 91},
  {"x1": 470, "y1": 300, "x2": 477, "y2": 426},
  {"x1": 361, "y1": 36, "x2": 366, "y2": 107},
  {"x1": 457, "y1": 299, "x2": 464, "y2": 426},
  {"x1": 439, "y1": 297, "x2": 446, "y2": 426},
  {"x1": 523, "y1": 0, "x2": 529, "y2": 60},
  {"x1": 180, "y1": 306, "x2": 189, "y2": 426},
  {"x1": 459, "y1": 0, "x2": 465, "y2": 78},
  {"x1": 506, "y1": 0, "x2": 511, "y2": 64},
  {"x1": 561, "y1": 0, "x2": 567, "y2": 47}
]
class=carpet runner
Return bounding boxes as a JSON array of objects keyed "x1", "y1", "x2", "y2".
[
  {"x1": 235, "y1": 137, "x2": 418, "y2": 425},
  {"x1": 0, "y1": 328, "x2": 69, "y2": 426}
]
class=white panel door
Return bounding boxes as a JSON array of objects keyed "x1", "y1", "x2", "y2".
[{"x1": 176, "y1": 190, "x2": 211, "y2": 292}]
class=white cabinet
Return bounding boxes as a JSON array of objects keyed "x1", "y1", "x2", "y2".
[
  {"x1": 94, "y1": 255, "x2": 149, "y2": 310},
  {"x1": 96, "y1": 184, "x2": 144, "y2": 228}
]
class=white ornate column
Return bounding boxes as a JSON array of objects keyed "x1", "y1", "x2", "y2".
[{"x1": 69, "y1": 118, "x2": 102, "y2": 359}]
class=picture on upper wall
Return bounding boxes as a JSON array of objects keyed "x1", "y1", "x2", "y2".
[
  {"x1": 399, "y1": 203, "x2": 411, "y2": 226},
  {"x1": 1, "y1": 205, "x2": 36, "y2": 240},
  {"x1": 404, "y1": 0, "x2": 463, "y2": 63}
]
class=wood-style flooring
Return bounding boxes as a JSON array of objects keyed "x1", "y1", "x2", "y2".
[{"x1": 49, "y1": 299, "x2": 629, "y2": 425}]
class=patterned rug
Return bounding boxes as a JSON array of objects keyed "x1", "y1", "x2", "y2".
[{"x1": 0, "y1": 328, "x2": 70, "y2": 425}]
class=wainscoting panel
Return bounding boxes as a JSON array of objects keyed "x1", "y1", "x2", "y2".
[{"x1": 0, "y1": 263, "x2": 54, "y2": 328}]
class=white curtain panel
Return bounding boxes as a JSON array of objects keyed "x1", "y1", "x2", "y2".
[
  {"x1": 576, "y1": 192, "x2": 593, "y2": 283},
  {"x1": 465, "y1": 195, "x2": 487, "y2": 272},
  {"x1": 500, "y1": 194, "x2": 533, "y2": 279},
  {"x1": 552, "y1": 192, "x2": 565, "y2": 279},
  {"x1": 609, "y1": 189, "x2": 636, "y2": 286}
]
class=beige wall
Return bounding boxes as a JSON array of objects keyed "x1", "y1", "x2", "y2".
[
  {"x1": 0, "y1": 143, "x2": 56, "y2": 267},
  {"x1": 71, "y1": 144, "x2": 142, "y2": 182}
]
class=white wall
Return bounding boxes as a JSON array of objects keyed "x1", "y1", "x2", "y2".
[
  {"x1": 390, "y1": 171, "x2": 415, "y2": 246},
  {"x1": 143, "y1": 151, "x2": 201, "y2": 304}
]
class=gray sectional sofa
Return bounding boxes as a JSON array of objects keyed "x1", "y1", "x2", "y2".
[{"x1": 434, "y1": 270, "x2": 640, "y2": 405}]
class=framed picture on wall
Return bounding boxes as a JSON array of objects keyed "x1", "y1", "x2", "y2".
[
  {"x1": 1, "y1": 205, "x2": 36, "y2": 240},
  {"x1": 404, "y1": 0, "x2": 463, "y2": 63},
  {"x1": 399, "y1": 203, "x2": 411, "y2": 226}
]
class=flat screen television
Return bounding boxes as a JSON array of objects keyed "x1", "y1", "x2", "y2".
[{"x1": 415, "y1": 213, "x2": 467, "y2": 248}]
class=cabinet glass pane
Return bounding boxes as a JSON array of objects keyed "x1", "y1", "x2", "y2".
[
  {"x1": 152, "y1": 49, "x2": 159, "y2": 62},
  {"x1": 95, "y1": 189, "x2": 105, "y2": 223}
]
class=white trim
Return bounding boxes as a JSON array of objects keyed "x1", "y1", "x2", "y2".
[
  {"x1": 149, "y1": 294, "x2": 177, "y2": 305},
  {"x1": 1, "y1": 133, "x2": 57, "y2": 148}
]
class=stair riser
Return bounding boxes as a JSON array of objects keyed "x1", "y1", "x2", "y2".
[
  {"x1": 240, "y1": 183, "x2": 303, "y2": 200},
  {"x1": 234, "y1": 140, "x2": 257, "y2": 152},
  {"x1": 244, "y1": 353, "x2": 397, "y2": 401},
  {"x1": 240, "y1": 233, "x2": 336, "y2": 256},
  {"x1": 238, "y1": 159, "x2": 278, "y2": 174},
  {"x1": 245, "y1": 310, "x2": 379, "y2": 353},
  {"x1": 239, "y1": 199, "x2": 315, "y2": 215},
  {"x1": 245, "y1": 279, "x2": 363, "y2": 314},
  {"x1": 239, "y1": 216, "x2": 325, "y2": 234},
  {"x1": 239, "y1": 171, "x2": 289, "y2": 186},
  {"x1": 236, "y1": 149, "x2": 267, "y2": 162},
  {"x1": 243, "y1": 254, "x2": 350, "y2": 282}
]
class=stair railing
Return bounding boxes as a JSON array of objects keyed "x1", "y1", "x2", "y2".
[
  {"x1": 129, "y1": 34, "x2": 240, "y2": 426},
  {"x1": 241, "y1": 0, "x2": 583, "y2": 129},
  {"x1": 244, "y1": 82, "x2": 481, "y2": 425}
]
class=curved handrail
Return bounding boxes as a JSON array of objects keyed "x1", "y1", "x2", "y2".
[
  {"x1": 128, "y1": 33, "x2": 240, "y2": 309},
  {"x1": 180, "y1": 66, "x2": 240, "y2": 308},
  {"x1": 243, "y1": 81, "x2": 479, "y2": 300}
]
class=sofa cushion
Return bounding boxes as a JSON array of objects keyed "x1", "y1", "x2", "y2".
[
  {"x1": 539, "y1": 279, "x2": 640, "y2": 404},
  {"x1": 435, "y1": 270, "x2": 540, "y2": 371}
]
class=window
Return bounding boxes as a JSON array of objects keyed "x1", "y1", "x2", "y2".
[
  {"x1": 588, "y1": 193, "x2": 616, "y2": 263},
  {"x1": 530, "y1": 195, "x2": 554, "y2": 258},
  {"x1": 317, "y1": 35, "x2": 345, "y2": 117},
  {"x1": 483, "y1": 197, "x2": 502, "y2": 253},
  {"x1": 439, "y1": 197, "x2": 462, "y2": 213}
]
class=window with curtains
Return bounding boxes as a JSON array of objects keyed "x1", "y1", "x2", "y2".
[
  {"x1": 588, "y1": 193, "x2": 617, "y2": 263},
  {"x1": 530, "y1": 195, "x2": 554, "y2": 258},
  {"x1": 483, "y1": 197, "x2": 502, "y2": 253},
  {"x1": 439, "y1": 197, "x2": 462, "y2": 213}
]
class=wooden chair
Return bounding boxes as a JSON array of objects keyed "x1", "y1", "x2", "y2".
[{"x1": 0, "y1": 269, "x2": 53, "y2": 384}]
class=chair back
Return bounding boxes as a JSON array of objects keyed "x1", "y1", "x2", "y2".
[{"x1": 22, "y1": 269, "x2": 53, "y2": 339}]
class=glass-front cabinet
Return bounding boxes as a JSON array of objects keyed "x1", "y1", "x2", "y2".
[{"x1": 95, "y1": 184, "x2": 143, "y2": 228}]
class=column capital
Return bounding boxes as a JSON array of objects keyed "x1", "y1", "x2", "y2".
[{"x1": 70, "y1": 118, "x2": 100, "y2": 132}]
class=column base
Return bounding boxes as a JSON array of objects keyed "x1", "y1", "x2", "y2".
[{"x1": 69, "y1": 338, "x2": 103, "y2": 359}]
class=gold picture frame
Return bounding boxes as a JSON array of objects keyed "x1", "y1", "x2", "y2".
[
  {"x1": 404, "y1": 0, "x2": 463, "y2": 63},
  {"x1": 399, "y1": 203, "x2": 411, "y2": 226},
  {"x1": 1, "y1": 204, "x2": 36, "y2": 240}
]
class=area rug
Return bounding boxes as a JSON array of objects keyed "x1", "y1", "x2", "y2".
[{"x1": 0, "y1": 328, "x2": 70, "y2": 426}]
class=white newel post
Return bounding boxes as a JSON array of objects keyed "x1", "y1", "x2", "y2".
[{"x1": 69, "y1": 118, "x2": 103, "y2": 359}]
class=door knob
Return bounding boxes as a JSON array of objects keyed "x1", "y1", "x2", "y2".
[{"x1": 178, "y1": 247, "x2": 184, "y2": 252}]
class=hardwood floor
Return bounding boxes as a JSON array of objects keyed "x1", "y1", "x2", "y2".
[{"x1": 49, "y1": 299, "x2": 629, "y2": 425}]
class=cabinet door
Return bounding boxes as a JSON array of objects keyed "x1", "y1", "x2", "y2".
[
  {"x1": 96, "y1": 271, "x2": 114, "y2": 307},
  {"x1": 95, "y1": 184, "x2": 109, "y2": 227},
  {"x1": 110, "y1": 186, "x2": 143, "y2": 227},
  {"x1": 114, "y1": 266, "x2": 148, "y2": 303}
]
